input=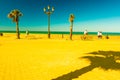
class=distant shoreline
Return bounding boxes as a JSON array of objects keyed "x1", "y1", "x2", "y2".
[{"x1": 0, "y1": 30, "x2": 120, "y2": 36}]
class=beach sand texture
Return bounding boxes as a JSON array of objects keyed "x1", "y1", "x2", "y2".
[{"x1": 0, "y1": 33, "x2": 120, "y2": 80}]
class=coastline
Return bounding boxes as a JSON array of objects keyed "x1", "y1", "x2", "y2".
[
  {"x1": 1, "y1": 33, "x2": 120, "y2": 40},
  {"x1": 0, "y1": 30, "x2": 120, "y2": 36}
]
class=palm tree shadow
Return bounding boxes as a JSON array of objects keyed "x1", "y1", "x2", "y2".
[{"x1": 52, "y1": 51, "x2": 120, "y2": 80}]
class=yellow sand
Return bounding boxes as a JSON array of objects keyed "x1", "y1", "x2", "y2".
[{"x1": 0, "y1": 33, "x2": 120, "y2": 80}]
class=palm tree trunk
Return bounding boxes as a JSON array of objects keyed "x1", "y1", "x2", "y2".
[
  {"x1": 16, "y1": 21, "x2": 20, "y2": 39},
  {"x1": 70, "y1": 21, "x2": 73, "y2": 40}
]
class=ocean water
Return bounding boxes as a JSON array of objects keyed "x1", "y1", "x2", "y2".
[{"x1": 0, "y1": 31, "x2": 120, "y2": 36}]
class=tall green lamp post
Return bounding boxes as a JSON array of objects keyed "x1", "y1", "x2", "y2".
[{"x1": 43, "y1": 5, "x2": 54, "y2": 38}]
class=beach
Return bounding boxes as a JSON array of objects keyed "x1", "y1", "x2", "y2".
[{"x1": 0, "y1": 33, "x2": 120, "y2": 80}]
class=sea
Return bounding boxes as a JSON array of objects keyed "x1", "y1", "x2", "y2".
[{"x1": 0, "y1": 31, "x2": 120, "y2": 36}]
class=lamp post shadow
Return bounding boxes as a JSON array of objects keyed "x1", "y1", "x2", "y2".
[{"x1": 52, "y1": 51, "x2": 120, "y2": 80}]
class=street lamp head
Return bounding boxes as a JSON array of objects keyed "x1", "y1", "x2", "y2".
[
  {"x1": 48, "y1": 5, "x2": 50, "y2": 10},
  {"x1": 43, "y1": 8, "x2": 46, "y2": 12},
  {"x1": 44, "y1": 5, "x2": 54, "y2": 15},
  {"x1": 52, "y1": 7, "x2": 54, "y2": 12}
]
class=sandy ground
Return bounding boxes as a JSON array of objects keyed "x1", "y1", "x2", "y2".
[{"x1": 0, "y1": 33, "x2": 120, "y2": 80}]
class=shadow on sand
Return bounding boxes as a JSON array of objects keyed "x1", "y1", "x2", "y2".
[{"x1": 52, "y1": 51, "x2": 120, "y2": 80}]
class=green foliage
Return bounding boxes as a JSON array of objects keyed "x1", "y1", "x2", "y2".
[
  {"x1": 8, "y1": 9, "x2": 22, "y2": 22},
  {"x1": 69, "y1": 14, "x2": 75, "y2": 22}
]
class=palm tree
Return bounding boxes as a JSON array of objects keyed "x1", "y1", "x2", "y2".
[
  {"x1": 8, "y1": 9, "x2": 22, "y2": 39},
  {"x1": 69, "y1": 14, "x2": 75, "y2": 40}
]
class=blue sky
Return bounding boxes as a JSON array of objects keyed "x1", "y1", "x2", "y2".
[{"x1": 0, "y1": 0, "x2": 120, "y2": 32}]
